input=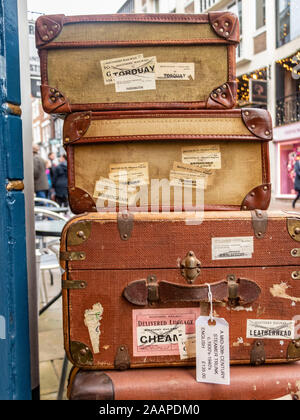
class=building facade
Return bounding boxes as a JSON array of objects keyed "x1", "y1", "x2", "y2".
[{"x1": 118, "y1": 0, "x2": 300, "y2": 204}]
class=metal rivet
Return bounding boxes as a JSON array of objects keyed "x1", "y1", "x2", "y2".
[
  {"x1": 251, "y1": 192, "x2": 255, "y2": 197},
  {"x1": 65, "y1": 137, "x2": 70, "y2": 143},
  {"x1": 225, "y1": 22, "x2": 230, "y2": 27},
  {"x1": 43, "y1": 35, "x2": 49, "y2": 41},
  {"x1": 217, "y1": 88, "x2": 222, "y2": 93},
  {"x1": 123, "y1": 234, "x2": 128, "y2": 239},
  {"x1": 120, "y1": 346, "x2": 125, "y2": 351},
  {"x1": 225, "y1": 32, "x2": 230, "y2": 36},
  {"x1": 49, "y1": 30, "x2": 54, "y2": 35},
  {"x1": 80, "y1": 349, "x2": 87, "y2": 356},
  {"x1": 214, "y1": 22, "x2": 219, "y2": 27},
  {"x1": 84, "y1": 193, "x2": 89, "y2": 198},
  {"x1": 251, "y1": 124, "x2": 256, "y2": 129},
  {"x1": 53, "y1": 24, "x2": 59, "y2": 29},
  {"x1": 50, "y1": 88, "x2": 56, "y2": 93},
  {"x1": 222, "y1": 93, "x2": 227, "y2": 98},
  {"x1": 84, "y1": 115, "x2": 90, "y2": 120},
  {"x1": 213, "y1": 93, "x2": 218, "y2": 98},
  {"x1": 265, "y1": 130, "x2": 270, "y2": 136},
  {"x1": 50, "y1": 96, "x2": 56, "y2": 102},
  {"x1": 80, "y1": 282, "x2": 85, "y2": 288},
  {"x1": 243, "y1": 206, "x2": 248, "y2": 210},
  {"x1": 294, "y1": 228, "x2": 300, "y2": 235},
  {"x1": 223, "y1": 84, "x2": 227, "y2": 89},
  {"x1": 295, "y1": 341, "x2": 300, "y2": 349},
  {"x1": 219, "y1": 28, "x2": 224, "y2": 33},
  {"x1": 245, "y1": 111, "x2": 250, "y2": 116},
  {"x1": 77, "y1": 230, "x2": 86, "y2": 238},
  {"x1": 43, "y1": 24, "x2": 48, "y2": 29},
  {"x1": 263, "y1": 186, "x2": 268, "y2": 191}
]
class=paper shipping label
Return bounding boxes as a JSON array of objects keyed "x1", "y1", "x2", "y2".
[
  {"x1": 212, "y1": 236, "x2": 254, "y2": 260},
  {"x1": 133, "y1": 308, "x2": 200, "y2": 357},
  {"x1": 182, "y1": 145, "x2": 222, "y2": 169},
  {"x1": 247, "y1": 320, "x2": 295, "y2": 340},
  {"x1": 114, "y1": 57, "x2": 157, "y2": 92},
  {"x1": 156, "y1": 63, "x2": 195, "y2": 81},
  {"x1": 101, "y1": 54, "x2": 144, "y2": 85}
]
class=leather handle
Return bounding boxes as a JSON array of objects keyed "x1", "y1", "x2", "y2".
[{"x1": 123, "y1": 275, "x2": 261, "y2": 307}]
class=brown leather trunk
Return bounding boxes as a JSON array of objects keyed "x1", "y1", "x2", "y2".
[
  {"x1": 67, "y1": 363, "x2": 300, "y2": 400},
  {"x1": 36, "y1": 13, "x2": 239, "y2": 114},
  {"x1": 61, "y1": 211, "x2": 300, "y2": 370},
  {"x1": 63, "y1": 108, "x2": 272, "y2": 214}
]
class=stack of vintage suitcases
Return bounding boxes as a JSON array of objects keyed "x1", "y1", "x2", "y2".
[{"x1": 36, "y1": 12, "x2": 300, "y2": 400}]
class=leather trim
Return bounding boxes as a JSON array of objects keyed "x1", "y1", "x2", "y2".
[
  {"x1": 64, "y1": 112, "x2": 92, "y2": 144},
  {"x1": 69, "y1": 371, "x2": 114, "y2": 401},
  {"x1": 207, "y1": 82, "x2": 237, "y2": 109},
  {"x1": 123, "y1": 279, "x2": 261, "y2": 307},
  {"x1": 209, "y1": 12, "x2": 240, "y2": 43},
  {"x1": 68, "y1": 187, "x2": 97, "y2": 214},
  {"x1": 241, "y1": 184, "x2": 272, "y2": 211},
  {"x1": 35, "y1": 15, "x2": 64, "y2": 47},
  {"x1": 242, "y1": 109, "x2": 273, "y2": 140},
  {"x1": 41, "y1": 84, "x2": 71, "y2": 114}
]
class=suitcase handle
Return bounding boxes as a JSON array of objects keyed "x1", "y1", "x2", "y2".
[{"x1": 123, "y1": 275, "x2": 261, "y2": 308}]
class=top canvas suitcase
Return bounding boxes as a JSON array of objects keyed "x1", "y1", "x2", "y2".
[{"x1": 36, "y1": 13, "x2": 240, "y2": 114}]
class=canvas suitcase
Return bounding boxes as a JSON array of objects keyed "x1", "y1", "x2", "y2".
[
  {"x1": 63, "y1": 108, "x2": 272, "y2": 214},
  {"x1": 61, "y1": 211, "x2": 300, "y2": 370},
  {"x1": 67, "y1": 364, "x2": 300, "y2": 400},
  {"x1": 36, "y1": 12, "x2": 239, "y2": 114}
]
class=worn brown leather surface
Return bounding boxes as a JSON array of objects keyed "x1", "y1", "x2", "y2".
[
  {"x1": 68, "y1": 363, "x2": 300, "y2": 400},
  {"x1": 63, "y1": 109, "x2": 272, "y2": 214},
  {"x1": 61, "y1": 211, "x2": 300, "y2": 370},
  {"x1": 36, "y1": 13, "x2": 239, "y2": 113}
]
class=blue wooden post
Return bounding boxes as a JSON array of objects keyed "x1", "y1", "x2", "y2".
[{"x1": 0, "y1": 0, "x2": 31, "y2": 400}]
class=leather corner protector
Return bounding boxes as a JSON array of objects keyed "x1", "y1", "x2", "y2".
[
  {"x1": 41, "y1": 85, "x2": 71, "y2": 114},
  {"x1": 69, "y1": 371, "x2": 114, "y2": 401},
  {"x1": 68, "y1": 188, "x2": 97, "y2": 215},
  {"x1": 64, "y1": 112, "x2": 92, "y2": 145},
  {"x1": 208, "y1": 11, "x2": 240, "y2": 43},
  {"x1": 242, "y1": 109, "x2": 273, "y2": 140},
  {"x1": 36, "y1": 15, "x2": 64, "y2": 47},
  {"x1": 207, "y1": 82, "x2": 237, "y2": 109},
  {"x1": 241, "y1": 184, "x2": 272, "y2": 211}
]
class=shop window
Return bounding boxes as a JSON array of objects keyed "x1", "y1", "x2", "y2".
[
  {"x1": 276, "y1": 0, "x2": 300, "y2": 48},
  {"x1": 256, "y1": 0, "x2": 266, "y2": 30}
]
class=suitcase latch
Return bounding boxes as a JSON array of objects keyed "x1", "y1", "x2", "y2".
[
  {"x1": 180, "y1": 251, "x2": 201, "y2": 284},
  {"x1": 114, "y1": 345, "x2": 130, "y2": 371},
  {"x1": 251, "y1": 210, "x2": 268, "y2": 239}
]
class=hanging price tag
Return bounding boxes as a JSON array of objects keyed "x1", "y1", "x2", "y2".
[{"x1": 196, "y1": 284, "x2": 230, "y2": 385}]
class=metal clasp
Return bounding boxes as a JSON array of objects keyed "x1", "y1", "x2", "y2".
[
  {"x1": 180, "y1": 251, "x2": 201, "y2": 284},
  {"x1": 227, "y1": 275, "x2": 239, "y2": 307}
]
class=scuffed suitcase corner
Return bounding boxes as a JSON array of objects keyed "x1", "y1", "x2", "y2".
[
  {"x1": 35, "y1": 14, "x2": 65, "y2": 47},
  {"x1": 63, "y1": 112, "x2": 92, "y2": 145},
  {"x1": 208, "y1": 11, "x2": 240, "y2": 43},
  {"x1": 241, "y1": 184, "x2": 272, "y2": 211},
  {"x1": 40, "y1": 84, "x2": 71, "y2": 114},
  {"x1": 68, "y1": 187, "x2": 97, "y2": 215},
  {"x1": 241, "y1": 108, "x2": 273, "y2": 140},
  {"x1": 206, "y1": 81, "x2": 237, "y2": 109}
]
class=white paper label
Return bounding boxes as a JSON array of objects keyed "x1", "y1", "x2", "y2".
[
  {"x1": 101, "y1": 54, "x2": 144, "y2": 85},
  {"x1": 247, "y1": 319, "x2": 295, "y2": 340},
  {"x1": 196, "y1": 317, "x2": 230, "y2": 385},
  {"x1": 182, "y1": 145, "x2": 222, "y2": 169},
  {"x1": 114, "y1": 57, "x2": 157, "y2": 92},
  {"x1": 212, "y1": 237, "x2": 254, "y2": 260},
  {"x1": 156, "y1": 63, "x2": 195, "y2": 81}
]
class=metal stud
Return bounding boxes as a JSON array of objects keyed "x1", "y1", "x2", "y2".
[{"x1": 251, "y1": 124, "x2": 256, "y2": 129}]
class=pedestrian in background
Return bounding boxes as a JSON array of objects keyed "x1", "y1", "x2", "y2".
[
  {"x1": 52, "y1": 154, "x2": 68, "y2": 207},
  {"x1": 33, "y1": 144, "x2": 49, "y2": 201},
  {"x1": 293, "y1": 155, "x2": 300, "y2": 208}
]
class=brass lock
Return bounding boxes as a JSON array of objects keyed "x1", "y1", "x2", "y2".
[{"x1": 180, "y1": 251, "x2": 201, "y2": 284}]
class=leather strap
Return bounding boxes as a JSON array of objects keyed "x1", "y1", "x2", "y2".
[{"x1": 123, "y1": 277, "x2": 261, "y2": 307}]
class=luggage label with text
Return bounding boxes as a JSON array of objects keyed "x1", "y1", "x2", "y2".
[{"x1": 132, "y1": 308, "x2": 200, "y2": 357}]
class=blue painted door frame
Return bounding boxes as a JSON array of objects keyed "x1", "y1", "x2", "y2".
[{"x1": 0, "y1": 0, "x2": 31, "y2": 400}]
